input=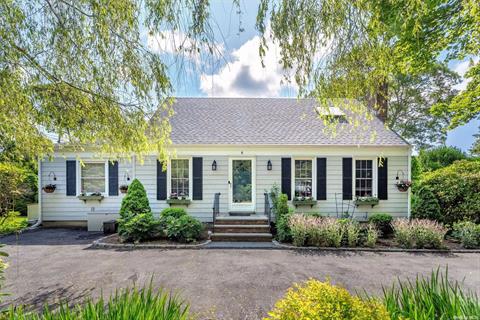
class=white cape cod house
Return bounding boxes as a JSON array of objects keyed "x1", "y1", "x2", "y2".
[{"x1": 38, "y1": 98, "x2": 412, "y2": 233}]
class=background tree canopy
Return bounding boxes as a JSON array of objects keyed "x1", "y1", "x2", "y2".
[{"x1": 1, "y1": 0, "x2": 479, "y2": 159}]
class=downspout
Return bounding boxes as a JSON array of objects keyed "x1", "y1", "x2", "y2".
[
  {"x1": 407, "y1": 147, "x2": 412, "y2": 219},
  {"x1": 28, "y1": 157, "x2": 42, "y2": 229}
]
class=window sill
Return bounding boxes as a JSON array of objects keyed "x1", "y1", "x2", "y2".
[
  {"x1": 166, "y1": 199, "x2": 191, "y2": 206},
  {"x1": 292, "y1": 199, "x2": 317, "y2": 208},
  {"x1": 78, "y1": 195, "x2": 104, "y2": 203}
]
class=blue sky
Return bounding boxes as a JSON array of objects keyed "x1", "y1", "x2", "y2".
[{"x1": 148, "y1": 1, "x2": 478, "y2": 152}]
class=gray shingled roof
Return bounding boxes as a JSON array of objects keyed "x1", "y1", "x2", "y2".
[{"x1": 169, "y1": 98, "x2": 409, "y2": 146}]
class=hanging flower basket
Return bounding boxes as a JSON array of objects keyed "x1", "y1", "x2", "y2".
[
  {"x1": 119, "y1": 185, "x2": 129, "y2": 194},
  {"x1": 42, "y1": 184, "x2": 56, "y2": 193},
  {"x1": 395, "y1": 180, "x2": 412, "y2": 192}
]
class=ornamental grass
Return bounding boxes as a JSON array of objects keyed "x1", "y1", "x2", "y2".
[{"x1": 392, "y1": 218, "x2": 447, "y2": 249}]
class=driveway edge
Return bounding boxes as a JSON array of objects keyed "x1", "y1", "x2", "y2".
[{"x1": 91, "y1": 234, "x2": 211, "y2": 249}]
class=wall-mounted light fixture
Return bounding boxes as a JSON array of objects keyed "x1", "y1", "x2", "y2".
[
  {"x1": 267, "y1": 160, "x2": 272, "y2": 171},
  {"x1": 212, "y1": 160, "x2": 217, "y2": 171}
]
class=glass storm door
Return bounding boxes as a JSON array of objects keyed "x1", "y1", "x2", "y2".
[{"x1": 229, "y1": 158, "x2": 255, "y2": 212}]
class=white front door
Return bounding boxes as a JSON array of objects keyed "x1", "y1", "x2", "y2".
[{"x1": 229, "y1": 158, "x2": 256, "y2": 212}]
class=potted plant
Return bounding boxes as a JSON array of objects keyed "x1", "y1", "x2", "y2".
[
  {"x1": 354, "y1": 196, "x2": 379, "y2": 207},
  {"x1": 395, "y1": 179, "x2": 412, "y2": 192},
  {"x1": 119, "y1": 184, "x2": 129, "y2": 193},
  {"x1": 42, "y1": 184, "x2": 56, "y2": 193}
]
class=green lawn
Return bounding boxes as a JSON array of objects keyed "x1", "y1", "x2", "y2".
[{"x1": 0, "y1": 215, "x2": 28, "y2": 234}]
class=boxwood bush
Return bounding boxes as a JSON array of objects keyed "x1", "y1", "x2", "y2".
[
  {"x1": 368, "y1": 213, "x2": 393, "y2": 237},
  {"x1": 452, "y1": 221, "x2": 480, "y2": 248},
  {"x1": 412, "y1": 160, "x2": 480, "y2": 225},
  {"x1": 118, "y1": 212, "x2": 161, "y2": 243}
]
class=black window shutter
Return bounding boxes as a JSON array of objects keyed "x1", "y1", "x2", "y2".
[
  {"x1": 66, "y1": 160, "x2": 76, "y2": 196},
  {"x1": 378, "y1": 158, "x2": 388, "y2": 200},
  {"x1": 316, "y1": 158, "x2": 327, "y2": 200},
  {"x1": 108, "y1": 161, "x2": 119, "y2": 196},
  {"x1": 157, "y1": 160, "x2": 167, "y2": 200},
  {"x1": 342, "y1": 158, "x2": 353, "y2": 200},
  {"x1": 192, "y1": 157, "x2": 203, "y2": 200},
  {"x1": 281, "y1": 158, "x2": 291, "y2": 200}
]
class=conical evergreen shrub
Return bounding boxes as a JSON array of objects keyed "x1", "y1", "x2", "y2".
[{"x1": 119, "y1": 178, "x2": 151, "y2": 219}]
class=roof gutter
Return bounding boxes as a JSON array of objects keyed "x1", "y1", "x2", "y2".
[{"x1": 28, "y1": 157, "x2": 42, "y2": 229}]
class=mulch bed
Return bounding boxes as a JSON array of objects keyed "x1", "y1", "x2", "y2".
[{"x1": 100, "y1": 233, "x2": 209, "y2": 246}]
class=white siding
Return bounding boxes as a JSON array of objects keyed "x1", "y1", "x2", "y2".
[{"x1": 40, "y1": 146, "x2": 410, "y2": 223}]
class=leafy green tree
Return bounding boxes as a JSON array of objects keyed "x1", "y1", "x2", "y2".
[
  {"x1": 119, "y1": 179, "x2": 151, "y2": 220},
  {"x1": 388, "y1": 65, "x2": 459, "y2": 148},
  {"x1": 0, "y1": 163, "x2": 28, "y2": 222},
  {"x1": 256, "y1": 0, "x2": 479, "y2": 129},
  {"x1": 417, "y1": 146, "x2": 466, "y2": 172},
  {"x1": 0, "y1": 0, "x2": 219, "y2": 161}
]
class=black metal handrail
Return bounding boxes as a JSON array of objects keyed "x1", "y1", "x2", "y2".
[
  {"x1": 264, "y1": 192, "x2": 274, "y2": 225},
  {"x1": 212, "y1": 192, "x2": 221, "y2": 233}
]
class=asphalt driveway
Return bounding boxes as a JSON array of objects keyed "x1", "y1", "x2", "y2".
[{"x1": 2, "y1": 228, "x2": 480, "y2": 320}]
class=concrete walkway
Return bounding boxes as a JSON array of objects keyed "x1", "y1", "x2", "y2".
[{"x1": 2, "y1": 228, "x2": 480, "y2": 320}]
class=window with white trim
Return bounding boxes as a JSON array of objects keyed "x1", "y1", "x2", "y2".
[
  {"x1": 355, "y1": 159, "x2": 373, "y2": 197},
  {"x1": 171, "y1": 159, "x2": 189, "y2": 197},
  {"x1": 294, "y1": 159, "x2": 313, "y2": 197},
  {"x1": 81, "y1": 162, "x2": 106, "y2": 194}
]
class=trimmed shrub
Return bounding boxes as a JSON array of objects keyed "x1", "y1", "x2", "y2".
[
  {"x1": 368, "y1": 213, "x2": 393, "y2": 237},
  {"x1": 7, "y1": 283, "x2": 191, "y2": 319},
  {"x1": 118, "y1": 212, "x2": 161, "y2": 243},
  {"x1": 383, "y1": 269, "x2": 480, "y2": 319},
  {"x1": 119, "y1": 179, "x2": 151, "y2": 220},
  {"x1": 452, "y1": 221, "x2": 480, "y2": 248},
  {"x1": 412, "y1": 160, "x2": 480, "y2": 225},
  {"x1": 166, "y1": 215, "x2": 203, "y2": 243},
  {"x1": 392, "y1": 219, "x2": 447, "y2": 249},
  {"x1": 265, "y1": 279, "x2": 389, "y2": 320},
  {"x1": 275, "y1": 193, "x2": 292, "y2": 242},
  {"x1": 160, "y1": 207, "x2": 188, "y2": 219},
  {"x1": 159, "y1": 207, "x2": 188, "y2": 229},
  {"x1": 411, "y1": 186, "x2": 442, "y2": 221}
]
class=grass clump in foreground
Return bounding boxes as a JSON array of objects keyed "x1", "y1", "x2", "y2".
[
  {"x1": 383, "y1": 268, "x2": 480, "y2": 320},
  {"x1": 5, "y1": 283, "x2": 190, "y2": 320}
]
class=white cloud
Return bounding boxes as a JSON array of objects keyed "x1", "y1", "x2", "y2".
[
  {"x1": 453, "y1": 57, "x2": 479, "y2": 91},
  {"x1": 199, "y1": 35, "x2": 297, "y2": 97},
  {"x1": 147, "y1": 30, "x2": 224, "y2": 66}
]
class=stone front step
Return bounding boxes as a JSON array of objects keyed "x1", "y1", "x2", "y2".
[
  {"x1": 214, "y1": 224, "x2": 270, "y2": 233},
  {"x1": 215, "y1": 216, "x2": 269, "y2": 225},
  {"x1": 210, "y1": 232, "x2": 273, "y2": 242}
]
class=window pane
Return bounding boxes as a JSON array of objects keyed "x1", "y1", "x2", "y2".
[
  {"x1": 355, "y1": 160, "x2": 373, "y2": 197},
  {"x1": 171, "y1": 159, "x2": 189, "y2": 197},
  {"x1": 295, "y1": 160, "x2": 312, "y2": 197},
  {"x1": 82, "y1": 163, "x2": 105, "y2": 178},
  {"x1": 81, "y1": 163, "x2": 106, "y2": 193}
]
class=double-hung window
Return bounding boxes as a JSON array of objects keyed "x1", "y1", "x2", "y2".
[
  {"x1": 170, "y1": 159, "x2": 190, "y2": 197},
  {"x1": 294, "y1": 159, "x2": 313, "y2": 197},
  {"x1": 355, "y1": 159, "x2": 373, "y2": 197},
  {"x1": 81, "y1": 162, "x2": 107, "y2": 194}
]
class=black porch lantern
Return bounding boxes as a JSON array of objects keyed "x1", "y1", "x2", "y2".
[
  {"x1": 212, "y1": 160, "x2": 217, "y2": 171},
  {"x1": 267, "y1": 160, "x2": 272, "y2": 171}
]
